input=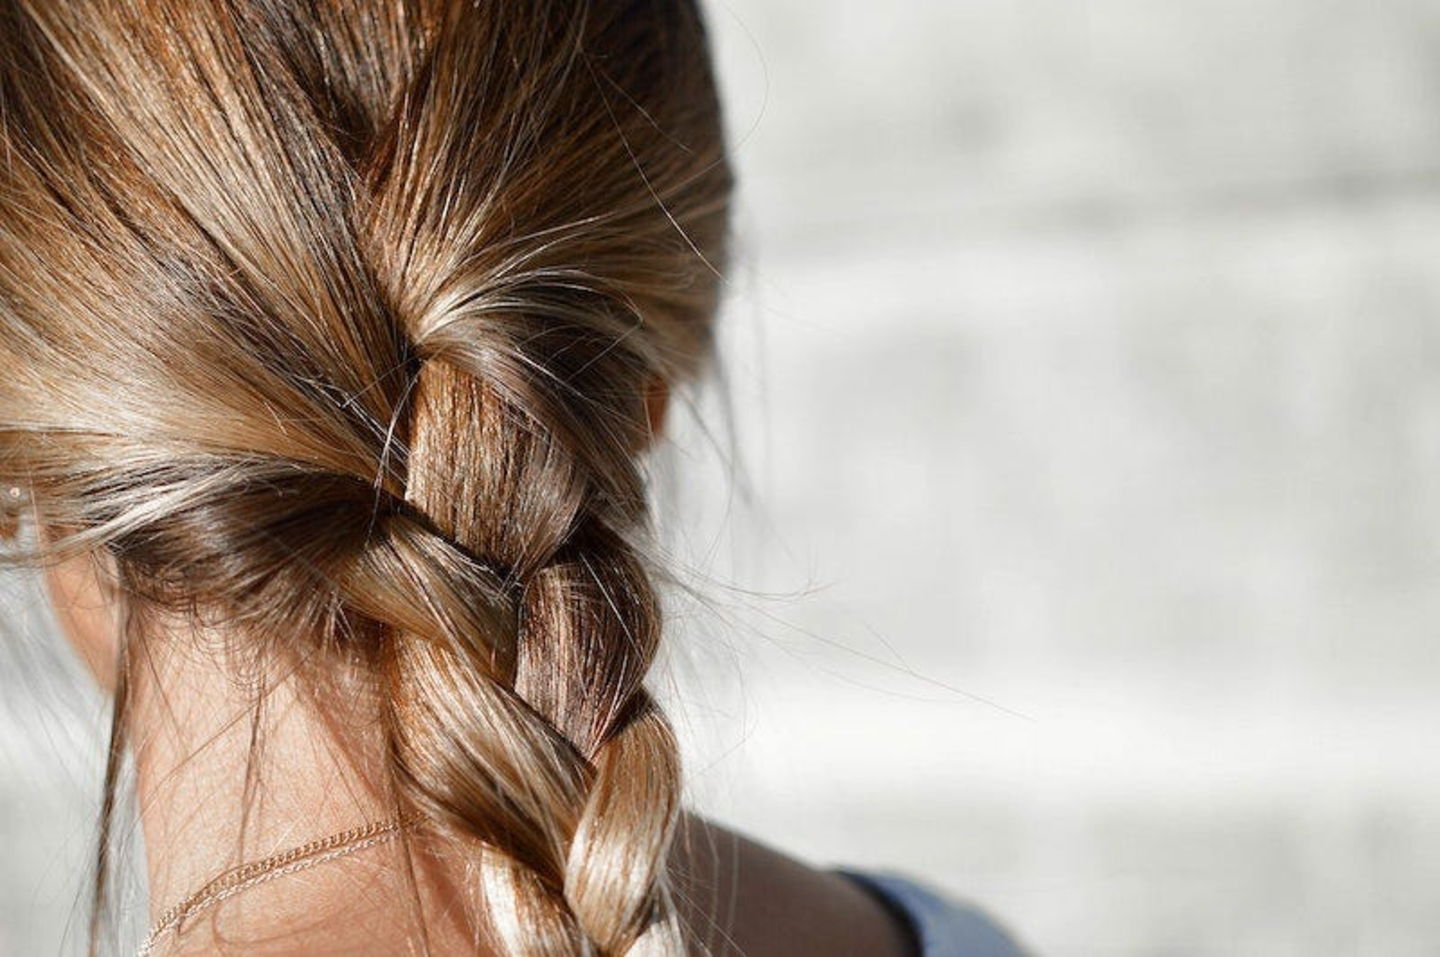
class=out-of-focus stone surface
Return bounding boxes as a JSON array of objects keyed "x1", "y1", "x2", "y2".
[
  {"x1": 663, "y1": 1, "x2": 1440, "y2": 954},
  {"x1": 6, "y1": 1, "x2": 1440, "y2": 954}
]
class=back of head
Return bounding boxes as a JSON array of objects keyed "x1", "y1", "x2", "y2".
[{"x1": 0, "y1": 0, "x2": 732, "y2": 952}]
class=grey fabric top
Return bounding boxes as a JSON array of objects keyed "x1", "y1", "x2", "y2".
[{"x1": 832, "y1": 868, "x2": 1030, "y2": 957}]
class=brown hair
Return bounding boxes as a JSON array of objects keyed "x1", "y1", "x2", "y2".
[{"x1": 0, "y1": 0, "x2": 732, "y2": 952}]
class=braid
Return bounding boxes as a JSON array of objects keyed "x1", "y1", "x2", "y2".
[
  {"x1": 374, "y1": 353, "x2": 688, "y2": 953},
  {"x1": 0, "y1": 0, "x2": 732, "y2": 953}
]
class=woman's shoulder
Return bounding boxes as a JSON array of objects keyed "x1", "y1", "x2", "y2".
[
  {"x1": 668, "y1": 813, "x2": 915, "y2": 956},
  {"x1": 668, "y1": 813, "x2": 1028, "y2": 956},
  {"x1": 830, "y1": 867, "x2": 1030, "y2": 957}
]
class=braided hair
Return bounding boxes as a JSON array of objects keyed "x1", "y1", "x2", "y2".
[{"x1": 0, "y1": 0, "x2": 732, "y2": 952}]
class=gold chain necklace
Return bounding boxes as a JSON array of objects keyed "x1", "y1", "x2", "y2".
[{"x1": 137, "y1": 816, "x2": 414, "y2": 957}]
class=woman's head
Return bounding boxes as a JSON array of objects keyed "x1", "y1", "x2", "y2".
[{"x1": 0, "y1": 0, "x2": 732, "y2": 952}]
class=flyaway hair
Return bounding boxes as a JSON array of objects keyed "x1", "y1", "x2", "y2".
[{"x1": 0, "y1": 0, "x2": 732, "y2": 953}]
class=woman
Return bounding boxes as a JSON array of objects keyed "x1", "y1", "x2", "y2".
[{"x1": 0, "y1": 0, "x2": 1026, "y2": 953}]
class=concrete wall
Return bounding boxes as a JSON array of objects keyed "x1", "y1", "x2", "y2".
[{"x1": 668, "y1": 2, "x2": 1440, "y2": 954}]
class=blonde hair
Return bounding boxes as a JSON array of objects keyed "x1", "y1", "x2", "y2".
[{"x1": 0, "y1": 0, "x2": 732, "y2": 952}]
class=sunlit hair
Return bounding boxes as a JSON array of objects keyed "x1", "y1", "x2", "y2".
[{"x1": 0, "y1": 0, "x2": 732, "y2": 952}]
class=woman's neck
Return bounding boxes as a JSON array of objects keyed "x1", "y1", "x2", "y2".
[{"x1": 130, "y1": 635, "x2": 431, "y2": 950}]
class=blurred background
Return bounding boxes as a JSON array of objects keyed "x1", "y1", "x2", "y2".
[{"x1": 6, "y1": 0, "x2": 1440, "y2": 954}]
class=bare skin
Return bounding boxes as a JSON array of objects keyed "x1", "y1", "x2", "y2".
[{"x1": 44, "y1": 547, "x2": 913, "y2": 957}]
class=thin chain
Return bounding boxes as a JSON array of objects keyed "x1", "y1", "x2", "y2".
[{"x1": 136, "y1": 816, "x2": 415, "y2": 957}]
